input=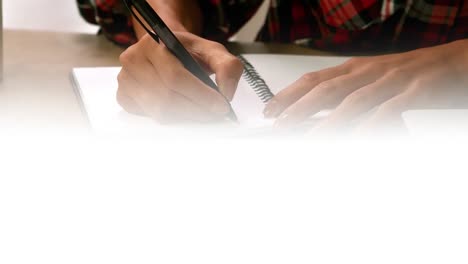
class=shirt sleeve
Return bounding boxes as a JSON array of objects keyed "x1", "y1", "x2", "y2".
[
  {"x1": 77, "y1": 0, "x2": 137, "y2": 47},
  {"x1": 319, "y1": 0, "x2": 408, "y2": 30},
  {"x1": 198, "y1": 0, "x2": 264, "y2": 41}
]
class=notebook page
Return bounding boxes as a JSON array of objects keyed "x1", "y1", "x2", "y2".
[{"x1": 72, "y1": 54, "x2": 350, "y2": 134}]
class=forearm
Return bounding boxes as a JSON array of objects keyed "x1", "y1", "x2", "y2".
[{"x1": 132, "y1": 0, "x2": 203, "y2": 39}]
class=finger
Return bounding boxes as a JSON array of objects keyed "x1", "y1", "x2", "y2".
[
  {"x1": 213, "y1": 54, "x2": 244, "y2": 102},
  {"x1": 176, "y1": 33, "x2": 244, "y2": 101},
  {"x1": 128, "y1": 84, "x2": 226, "y2": 124},
  {"x1": 274, "y1": 68, "x2": 382, "y2": 128},
  {"x1": 122, "y1": 37, "x2": 230, "y2": 118},
  {"x1": 124, "y1": 83, "x2": 224, "y2": 124},
  {"x1": 117, "y1": 89, "x2": 144, "y2": 116},
  {"x1": 179, "y1": 34, "x2": 244, "y2": 101},
  {"x1": 354, "y1": 89, "x2": 417, "y2": 135},
  {"x1": 120, "y1": 38, "x2": 232, "y2": 122},
  {"x1": 117, "y1": 65, "x2": 165, "y2": 120},
  {"x1": 197, "y1": 43, "x2": 244, "y2": 101},
  {"x1": 143, "y1": 40, "x2": 232, "y2": 115},
  {"x1": 263, "y1": 65, "x2": 350, "y2": 119},
  {"x1": 116, "y1": 69, "x2": 145, "y2": 116},
  {"x1": 314, "y1": 71, "x2": 409, "y2": 131},
  {"x1": 119, "y1": 42, "x2": 163, "y2": 87}
]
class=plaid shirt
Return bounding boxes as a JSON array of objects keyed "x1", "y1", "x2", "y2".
[{"x1": 78, "y1": 0, "x2": 468, "y2": 52}]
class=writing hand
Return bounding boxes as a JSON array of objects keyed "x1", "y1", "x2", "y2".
[{"x1": 117, "y1": 32, "x2": 243, "y2": 124}]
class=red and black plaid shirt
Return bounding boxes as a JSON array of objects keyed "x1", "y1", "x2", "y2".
[{"x1": 78, "y1": 0, "x2": 468, "y2": 52}]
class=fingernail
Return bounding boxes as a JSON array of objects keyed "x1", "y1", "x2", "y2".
[{"x1": 263, "y1": 99, "x2": 281, "y2": 118}]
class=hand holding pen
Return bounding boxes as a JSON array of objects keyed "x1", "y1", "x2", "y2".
[{"x1": 116, "y1": 0, "x2": 243, "y2": 124}]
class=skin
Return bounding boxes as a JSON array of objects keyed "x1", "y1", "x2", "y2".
[
  {"x1": 266, "y1": 39, "x2": 468, "y2": 133},
  {"x1": 117, "y1": 0, "x2": 468, "y2": 130},
  {"x1": 117, "y1": 32, "x2": 244, "y2": 124},
  {"x1": 118, "y1": 0, "x2": 243, "y2": 123}
]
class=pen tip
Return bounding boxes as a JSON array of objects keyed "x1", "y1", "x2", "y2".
[{"x1": 227, "y1": 111, "x2": 239, "y2": 123}]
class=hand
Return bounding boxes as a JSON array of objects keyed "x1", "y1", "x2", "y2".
[
  {"x1": 264, "y1": 39, "x2": 468, "y2": 133},
  {"x1": 117, "y1": 32, "x2": 244, "y2": 124}
]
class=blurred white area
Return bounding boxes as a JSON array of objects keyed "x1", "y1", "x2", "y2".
[
  {"x1": 1, "y1": 136, "x2": 468, "y2": 264},
  {"x1": 3, "y1": 0, "x2": 99, "y2": 33}
]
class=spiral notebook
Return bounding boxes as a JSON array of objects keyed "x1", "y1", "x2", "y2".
[{"x1": 72, "y1": 54, "x2": 350, "y2": 134}]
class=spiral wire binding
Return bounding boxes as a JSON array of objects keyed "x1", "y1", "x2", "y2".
[{"x1": 238, "y1": 55, "x2": 275, "y2": 104}]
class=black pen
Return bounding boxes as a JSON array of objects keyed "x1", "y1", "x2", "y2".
[{"x1": 124, "y1": 0, "x2": 238, "y2": 122}]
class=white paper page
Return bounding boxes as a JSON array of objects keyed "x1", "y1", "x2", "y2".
[{"x1": 72, "y1": 54, "x2": 350, "y2": 134}]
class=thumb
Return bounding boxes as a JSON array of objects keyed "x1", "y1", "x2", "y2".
[
  {"x1": 177, "y1": 33, "x2": 244, "y2": 101},
  {"x1": 214, "y1": 55, "x2": 244, "y2": 101},
  {"x1": 203, "y1": 46, "x2": 244, "y2": 101}
]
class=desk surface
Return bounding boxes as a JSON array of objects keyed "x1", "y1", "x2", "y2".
[{"x1": 0, "y1": 30, "x2": 329, "y2": 129}]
